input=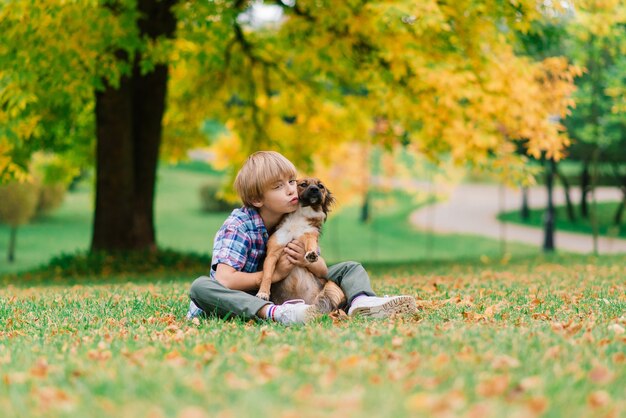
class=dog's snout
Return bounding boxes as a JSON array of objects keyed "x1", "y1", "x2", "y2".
[{"x1": 308, "y1": 186, "x2": 320, "y2": 194}]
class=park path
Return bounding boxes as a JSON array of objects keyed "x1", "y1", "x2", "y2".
[{"x1": 408, "y1": 183, "x2": 626, "y2": 254}]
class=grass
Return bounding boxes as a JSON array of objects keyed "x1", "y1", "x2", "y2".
[
  {"x1": 499, "y1": 201, "x2": 626, "y2": 239},
  {"x1": 1, "y1": 254, "x2": 624, "y2": 417},
  {"x1": 0, "y1": 164, "x2": 539, "y2": 275}
]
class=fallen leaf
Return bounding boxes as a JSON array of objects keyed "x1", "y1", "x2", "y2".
[
  {"x1": 519, "y1": 376, "x2": 543, "y2": 391},
  {"x1": 30, "y1": 358, "x2": 49, "y2": 378},
  {"x1": 588, "y1": 390, "x2": 611, "y2": 408},
  {"x1": 491, "y1": 355, "x2": 520, "y2": 370},
  {"x1": 258, "y1": 326, "x2": 278, "y2": 343},
  {"x1": 225, "y1": 372, "x2": 251, "y2": 390},
  {"x1": 391, "y1": 337, "x2": 403, "y2": 348},
  {"x1": 177, "y1": 406, "x2": 209, "y2": 418},
  {"x1": 88, "y1": 349, "x2": 112, "y2": 362},
  {"x1": 526, "y1": 396, "x2": 549, "y2": 414},
  {"x1": 476, "y1": 375, "x2": 509, "y2": 397},
  {"x1": 484, "y1": 301, "x2": 506, "y2": 318},
  {"x1": 4, "y1": 372, "x2": 28, "y2": 385},
  {"x1": 165, "y1": 350, "x2": 186, "y2": 367},
  {"x1": 612, "y1": 352, "x2": 625, "y2": 364},
  {"x1": 34, "y1": 386, "x2": 75, "y2": 411},
  {"x1": 543, "y1": 346, "x2": 561, "y2": 360},
  {"x1": 589, "y1": 364, "x2": 614, "y2": 384},
  {"x1": 329, "y1": 309, "x2": 348, "y2": 325}
]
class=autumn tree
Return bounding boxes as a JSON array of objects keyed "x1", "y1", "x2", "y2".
[{"x1": 1, "y1": 0, "x2": 579, "y2": 253}]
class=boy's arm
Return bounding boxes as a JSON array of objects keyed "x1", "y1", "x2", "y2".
[
  {"x1": 306, "y1": 256, "x2": 328, "y2": 278},
  {"x1": 283, "y1": 240, "x2": 329, "y2": 278},
  {"x1": 214, "y1": 264, "x2": 263, "y2": 291},
  {"x1": 215, "y1": 253, "x2": 296, "y2": 291}
]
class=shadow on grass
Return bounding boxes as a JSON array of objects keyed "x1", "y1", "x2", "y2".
[{"x1": 3, "y1": 249, "x2": 624, "y2": 289}]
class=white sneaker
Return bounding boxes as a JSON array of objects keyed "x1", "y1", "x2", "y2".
[
  {"x1": 273, "y1": 299, "x2": 317, "y2": 326},
  {"x1": 348, "y1": 295, "x2": 417, "y2": 318},
  {"x1": 186, "y1": 300, "x2": 204, "y2": 320}
]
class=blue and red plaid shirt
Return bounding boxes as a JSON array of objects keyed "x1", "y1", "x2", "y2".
[{"x1": 210, "y1": 207, "x2": 269, "y2": 280}]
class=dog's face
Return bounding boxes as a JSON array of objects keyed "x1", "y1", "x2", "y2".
[{"x1": 297, "y1": 177, "x2": 335, "y2": 214}]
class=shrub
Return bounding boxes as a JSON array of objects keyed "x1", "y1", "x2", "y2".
[
  {"x1": 0, "y1": 181, "x2": 40, "y2": 262},
  {"x1": 199, "y1": 180, "x2": 239, "y2": 212},
  {"x1": 0, "y1": 181, "x2": 40, "y2": 226},
  {"x1": 31, "y1": 249, "x2": 213, "y2": 278},
  {"x1": 36, "y1": 183, "x2": 67, "y2": 216},
  {"x1": 30, "y1": 152, "x2": 77, "y2": 217}
]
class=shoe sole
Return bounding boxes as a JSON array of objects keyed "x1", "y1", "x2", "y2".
[{"x1": 350, "y1": 296, "x2": 417, "y2": 318}]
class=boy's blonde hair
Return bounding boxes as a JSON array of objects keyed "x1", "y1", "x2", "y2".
[{"x1": 234, "y1": 151, "x2": 297, "y2": 207}]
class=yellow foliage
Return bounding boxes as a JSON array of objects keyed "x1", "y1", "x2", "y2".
[{"x1": 1, "y1": 0, "x2": 585, "y2": 189}]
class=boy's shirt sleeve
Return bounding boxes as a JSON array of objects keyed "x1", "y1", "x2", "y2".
[{"x1": 211, "y1": 225, "x2": 251, "y2": 273}]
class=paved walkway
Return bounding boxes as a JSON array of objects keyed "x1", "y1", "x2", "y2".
[{"x1": 409, "y1": 183, "x2": 626, "y2": 254}]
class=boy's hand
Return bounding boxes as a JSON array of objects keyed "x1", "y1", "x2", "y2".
[
  {"x1": 283, "y1": 240, "x2": 309, "y2": 267},
  {"x1": 273, "y1": 249, "x2": 296, "y2": 282}
]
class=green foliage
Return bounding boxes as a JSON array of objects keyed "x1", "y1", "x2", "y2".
[
  {"x1": 2, "y1": 0, "x2": 579, "y2": 184},
  {"x1": 0, "y1": 255, "x2": 624, "y2": 416},
  {"x1": 199, "y1": 179, "x2": 239, "y2": 212},
  {"x1": 30, "y1": 152, "x2": 79, "y2": 186}
]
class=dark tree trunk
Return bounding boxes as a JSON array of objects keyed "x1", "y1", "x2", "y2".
[
  {"x1": 91, "y1": 0, "x2": 177, "y2": 252},
  {"x1": 360, "y1": 192, "x2": 370, "y2": 223},
  {"x1": 8, "y1": 226, "x2": 17, "y2": 262},
  {"x1": 555, "y1": 165, "x2": 576, "y2": 222},
  {"x1": 520, "y1": 186, "x2": 530, "y2": 221},
  {"x1": 543, "y1": 158, "x2": 556, "y2": 252},
  {"x1": 615, "y1": 188, "x2": 626, "y2": 226},
  {"x1": 580, "y1": 161, "x2": 590, "y2": 218}
]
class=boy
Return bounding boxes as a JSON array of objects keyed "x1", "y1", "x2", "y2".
[{"x1": 187, "y1": 151, "x2": 417, "y2": 326}]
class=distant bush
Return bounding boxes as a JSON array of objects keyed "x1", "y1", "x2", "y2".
[
  {"x1": 36, "y1": 183, "x2": 66, "y2": 216},
  {"x1": 0, "y1": 181, "x2": 40, "y2": 227},
  {"x1": 199, "y1": 180, "x2": 239, "y2": 212},
  {"x1": 30, "y1": 152, "x2": 77, "y2": 217},
  {"x1": 30, "y1": 249, "x2": 213, "y2": 278},
  {"x1": 0, "y1": 181, "x2": 40, "y2": 262}
]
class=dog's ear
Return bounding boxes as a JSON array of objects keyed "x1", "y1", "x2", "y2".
[{"x1": 322, "y1": 188, "x2": 335, "y2": 216}]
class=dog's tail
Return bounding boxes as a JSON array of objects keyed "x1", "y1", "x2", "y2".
[{"x1": 314, "y1": 281, "x2": 347, "y2": 314}]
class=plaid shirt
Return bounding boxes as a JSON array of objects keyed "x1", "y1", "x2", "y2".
[{"x1": 210, "y1": 206, "x2": 269, "y2": 280}]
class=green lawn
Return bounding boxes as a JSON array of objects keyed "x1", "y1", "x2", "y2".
[
  {"x1": 1, "y1": 255, "x2": 624, "y2": 417},
  {"x1": 0, "y1": 164, "x2": 539, "y2": 275},
  {"x1": 499, "y1": 201, "x2": 626, "y2": 239}
]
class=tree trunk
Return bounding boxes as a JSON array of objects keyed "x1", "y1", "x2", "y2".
[
  {"x1": 543, "y1": 158, "x2": 556, "y2": 252},
  {"x1": 580, "y1": 161, "x2": 590, "y2": 218},
  {"x1": 91, "y1": 0, "x2": 177, "y2": 252},
  {"x1": 360, "y1": 192, "x2": 370, "y2": 223},
  {"x1": 8, "y1": 226, "x2": 17, "y2": 263},
  {"x1": 555, "y1": 165, "x2": 576, "y2": 222},
  {"x1": 615, "y1": 188, "x2": 626, "y2": 226},
  {"x1": 520, "y1": 186, "x2": 530, "y2": 221}
]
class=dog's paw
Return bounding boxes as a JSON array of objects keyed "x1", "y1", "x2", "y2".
[
  {"x1": 305, "y1": 251, "x2": 318, "y2": 263},
  {"x1": 256, "y1": 292, "x2": 270, "y2": 301}
]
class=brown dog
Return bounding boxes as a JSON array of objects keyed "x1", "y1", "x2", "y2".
[{"x1": 256, "y1": 178, "x2": 346, "y2": 313}]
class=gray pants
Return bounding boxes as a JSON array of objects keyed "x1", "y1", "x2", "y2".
[{"x1": 189, "y1": 261, "x2": 375, "y2": 320}]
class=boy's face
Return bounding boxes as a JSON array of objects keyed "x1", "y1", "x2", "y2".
[{"x1": 252, "y1": 175, "x2": 299, "y2": 215}]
